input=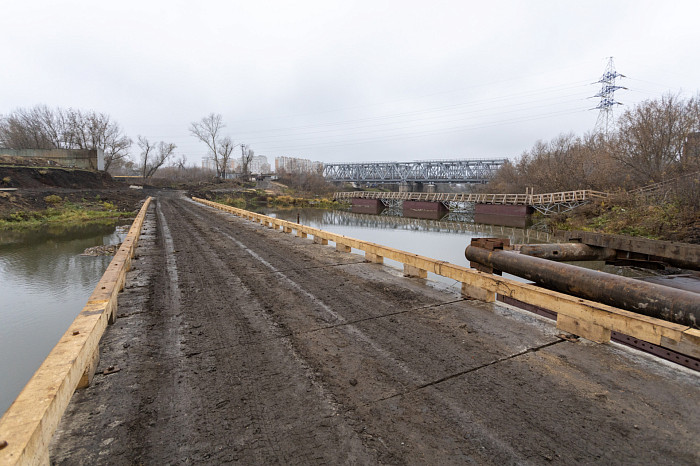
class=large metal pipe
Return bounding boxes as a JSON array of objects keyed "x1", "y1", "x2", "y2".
[
  {"x1": 519, "y1": 243, "x2": 617, "y2": 262},
  {"x1": 465, "y1": 246, "x2": 699, "y2": 328}
]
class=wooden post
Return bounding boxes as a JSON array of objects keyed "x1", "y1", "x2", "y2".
[
  {"x1": 404, "y1": 264, "x2": 427, "y2": 278},
  {"x1": 313, "y1": 236, "x2": 328, "y2": 245},
  {"x1": 557, "y1": 314, "x2": 611, "y2": 343},
  {"x1": 461, "y1": 282, "x2": 495, "y2": 302},
  {"x1": 77, "y1": 348, "x2": 100, "y2": 389},
  {"x1": 365, "y1": 252, "x2": 384, "y2": 264},
  {"x1": 336, "y1": 243, "x2": 351, "y2": 253}
]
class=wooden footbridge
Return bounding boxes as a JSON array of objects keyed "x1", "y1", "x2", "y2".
[{"x1": 334, "y1": 189, "x2": 609, "y2": 214}]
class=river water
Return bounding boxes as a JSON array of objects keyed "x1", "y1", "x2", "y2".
[
  {"x1": 266, "y1": 208, "x2": 554, "y2": 285},
  {"x1": 0, "y1": 223, "x2": 127, "y2": 414}
]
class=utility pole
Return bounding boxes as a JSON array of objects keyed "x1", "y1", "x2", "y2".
[{"x1": 591, "y1": 57, "x2": 626, "y2": 137}]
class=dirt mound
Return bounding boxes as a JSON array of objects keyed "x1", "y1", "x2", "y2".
[
  {"x1": 0, "y1": 165, "x2": 117, "y2": 190},
  {"x1": 0, "y1": 154, "x2": 68, "y2": 168}
]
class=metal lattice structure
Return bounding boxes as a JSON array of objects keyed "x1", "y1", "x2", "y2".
[
  {"x1": 592, "y1": 57, "x2": 626, "y2": 136},
  {"x1": 322, "y1": 159, "x2": 507, "y2": 184}
]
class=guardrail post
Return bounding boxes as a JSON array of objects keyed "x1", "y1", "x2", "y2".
[
  {"x1": 283, "y1": 226, "x2": 292, "y2": 233},
  {"x1": 556, "y1": 314, "x2": 611, "y2": 343},
  {"x1": 336, "y1": 243, "x2": 351, "y2": 253},
  {"x1": 365, "y1": 252, "x2": 384, "y2": 264},
  {"x1": 296, "y1": 229, "x2": 307, "y2": 238},
  {"x1": 403, "y1": 264, "x2": 427, "y2": 279},
  {"x1": 313, "y1": 236, "x2": 328, "y2": 245},
  {"x1": 461, "y1": 282, "x2": 495, "y2": 302},
  {"x1": 77, "y1": 347, "x2": 100, "y2": 389}
]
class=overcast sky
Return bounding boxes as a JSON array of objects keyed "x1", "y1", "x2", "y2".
[{"x1": 2, "y1": 1, "x2": 699, "y2": 166}]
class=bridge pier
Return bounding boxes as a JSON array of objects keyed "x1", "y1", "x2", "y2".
[
  {"x1": 403, "y1": 200, "x2": 448, "y2": 220},
  {"x1": 351, "y1": 198, "x2": 385, "y2": 215}
]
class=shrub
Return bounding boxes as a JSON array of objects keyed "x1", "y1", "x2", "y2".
[{"x1": 44, "y1": 194, "x2": 63, "y2": 205}]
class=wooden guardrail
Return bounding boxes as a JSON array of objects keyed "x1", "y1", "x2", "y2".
[
  {"x1": 0, "y1": 197, "x2": 153, "y2": 465},
  {"x1": 334, "y1": 190, "x2": 609, "y2": 205},
  {"x1": 194, "y1": 197, "x2": 699, "y2": 360}
]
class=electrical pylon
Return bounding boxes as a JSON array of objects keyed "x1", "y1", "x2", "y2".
[{"x1": 592, "y1": 57, "x2": 626, "y2": 136}]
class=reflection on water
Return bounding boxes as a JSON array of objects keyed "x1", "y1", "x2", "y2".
[
  {"x1": 473, "y1": 213, "x2": 533, "y2": 229},
  {"x1": 351, "y1": 204, "x2": 385, "y2": 215},
  {"x1": 0, "y1": 222, "x2": 127, "y2": 415},
  {"x1": 266, "y1": 208, "x2": 552, "y2": 275}
]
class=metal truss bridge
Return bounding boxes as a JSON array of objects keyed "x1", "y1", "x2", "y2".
[{"x1": 322, "y1": 159, "x2": 508, "y2": 184}]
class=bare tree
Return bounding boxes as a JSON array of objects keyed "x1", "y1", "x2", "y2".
[
  {"x1": 240, "y1": 144, "x2": 254, "y2": 177},
  {"x1": 218, "y1": 136, "x2": 235, "y2": 179},
  {"x1": 0, "y1": 105, "x2": 132, "y2": 172},
  {"x1": 173, "y1": 154, "x2": 187, "y2": 170},
  {"x1": 189, "y1": 113, "x2": 230, "y2": 179},
  {"x1": 138, "y1": 135, "x2": 176, "y2": 179},
  {"x1": 611, "y1": 93, "x2": 700, "y2": 184}
]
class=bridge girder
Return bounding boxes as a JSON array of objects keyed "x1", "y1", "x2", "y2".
[{"x1": 322, "y1": 159, "x2": 508, "y2": 184}]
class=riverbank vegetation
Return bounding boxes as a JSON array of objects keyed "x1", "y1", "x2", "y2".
[
  {"x1": 213, "y1": 190, "x2": 338, "y2": 212},
  {"x1": 484, "y1": 94, "x2": 700, "y2": 242},
  {"x1": 0, "y1": 192, "x2": 137, "y2": 230}
]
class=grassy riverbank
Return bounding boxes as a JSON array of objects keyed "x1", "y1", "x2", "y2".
[
  {"x1": 550, "y1": 193, "x2": 699, "y2": 243},
  {"x1": 213, "y1": 191, "x2": 340, "y2": 211},
  {"x1": 0, "y1": 195, "x2": 135, "y2": 230}
]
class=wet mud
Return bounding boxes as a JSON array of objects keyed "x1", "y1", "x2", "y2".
[{"x1": 51, "y1": 192, "x2": 700, "y2": 464}]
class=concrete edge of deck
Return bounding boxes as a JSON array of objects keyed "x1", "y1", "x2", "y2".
[
  {"x1": 193, "y1": 197, "x2": 699, "y2": 360},
  {"x1": 0, "y1": 197, "x2": 153, "y2": 465}
]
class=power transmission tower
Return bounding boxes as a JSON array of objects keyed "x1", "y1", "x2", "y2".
[{"x1": 591, "y1": 57, "x2": 626, "y2": 136}]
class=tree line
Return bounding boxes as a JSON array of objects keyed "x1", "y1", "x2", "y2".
[
  {"x1": 0, "y1": 106, "x2": 253, "y2": 180},
  {"x1": 486, "y1": 94, "x2": 700, "y2": 194}
]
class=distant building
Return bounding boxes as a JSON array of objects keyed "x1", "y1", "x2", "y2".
[
  {"x1": 275, "y1": 156, "x2": 322, "y2": 174},
  {"x1": 201, "y1": 156, "x2": 217, "y2": 172},
  {"x1": 235, "y1": 155, "x2": 270, "y2": 174}
]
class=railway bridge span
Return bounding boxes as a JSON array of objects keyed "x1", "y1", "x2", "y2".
[{"x1": 322, "y1": 158, "x2": 507, "y2": 185}]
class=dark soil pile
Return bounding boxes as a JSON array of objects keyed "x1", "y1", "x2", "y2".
[
  {"x1": 0, "y1": 160, "x2": 147, "y2": 220},
  {"x1": 0, "y1": 165, "x2": 118, "y2": 190}
]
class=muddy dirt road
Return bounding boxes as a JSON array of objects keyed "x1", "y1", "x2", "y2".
[{"x1": 51, "y1": 193, "x2": 699, "y2": 464}]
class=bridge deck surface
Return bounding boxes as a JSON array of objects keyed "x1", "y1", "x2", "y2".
[{"x1": 50, "y1": 193, "x2": 699, "y2": 464}]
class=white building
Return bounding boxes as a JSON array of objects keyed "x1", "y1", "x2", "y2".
[{"x1": 275, "y1": 156, "x2": 322, "y2": 174}]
